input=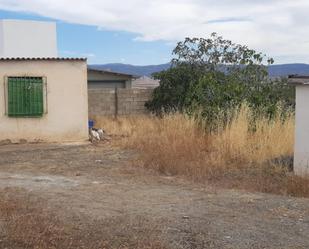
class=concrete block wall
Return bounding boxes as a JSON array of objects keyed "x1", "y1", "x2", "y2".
[{"x1": 88, "y1": 88, "x2": 153, "y2": 117}]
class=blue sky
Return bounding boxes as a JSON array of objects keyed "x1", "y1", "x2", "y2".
[
  {"x1": 0, "y1": 9, "x2": 173, "y2": 65},
  {"x1": 0, "y1": 0, "x2": 309, "y2": 65}
]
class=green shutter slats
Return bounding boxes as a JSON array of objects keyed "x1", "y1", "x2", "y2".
[{"x1": 8, "y1": 77, "x2": 44, "y2": 117}]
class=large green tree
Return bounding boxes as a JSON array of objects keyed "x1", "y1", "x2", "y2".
[{"x1": 146, "y1": 33, "x2": 294, "y2": 121}]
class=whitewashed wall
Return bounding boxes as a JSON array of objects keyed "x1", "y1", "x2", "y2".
[
  {"x1": 0, "y1": 23, "x2": 3, "y2": 57},
  {"x1": 294, "y1": 85, "x2": 309, "y2": 175},
  {"x1": 0, "y1": 20, "x2": 57, "y2": 58},
  {"x1": 0, "y1": 59, "x2": 89, "y2": 143}
]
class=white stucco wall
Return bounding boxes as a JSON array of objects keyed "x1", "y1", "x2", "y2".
[
  {"x1": 0, "y1": 59, "x2": 89, "y2": 143},
  {"x1": 294, "y1": 85, "x2": 309, "y2": 175},
  {"x1": 0, "y1": 24, "x2": 3, "y2": 57},
  {"x1": 0, "y1": 20, "x2": 57, "y2": 58}
]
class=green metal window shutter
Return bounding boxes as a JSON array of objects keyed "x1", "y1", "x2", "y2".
[{"x1": 8, "y1": 77, "x2": 44, "y2": 117}]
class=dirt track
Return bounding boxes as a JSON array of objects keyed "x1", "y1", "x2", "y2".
[{"x1": 0, "y1": 143, "x2": 309, "y2": 249}]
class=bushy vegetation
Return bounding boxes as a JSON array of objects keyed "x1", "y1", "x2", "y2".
[
  {"x1": 146, "y1": 33, "x2": 295, "y2": 126},
  {"x1": 94, "y1": 34, "x2": 301, "y2": 197}
]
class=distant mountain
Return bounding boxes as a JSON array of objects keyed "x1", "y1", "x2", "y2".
[
  {"x1": 268, "y1": 64, "x2": 309, "y2": 77},
  {"x1": 89, "y1": 63, "x2": 171, "y2": 77},
  {"x1": 89, "y1": 63, "x2": 309, "y2": 78}
]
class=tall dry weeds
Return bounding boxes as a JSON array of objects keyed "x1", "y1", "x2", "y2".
[{"x1": 94, "y1": 106, "x2": 309, "y2": 197}]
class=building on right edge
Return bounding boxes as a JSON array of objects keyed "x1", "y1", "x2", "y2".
[{"x1": 289, "y1": 75, "x2": 309, "y2": 176}]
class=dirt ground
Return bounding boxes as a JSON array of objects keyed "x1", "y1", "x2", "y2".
[{"x1": 0, "y1": 143, "x2": 309, "y2": 249}]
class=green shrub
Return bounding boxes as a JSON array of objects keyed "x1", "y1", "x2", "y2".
[{"x1": 146, "y1": 33, "x2": 295, "y2": 126}]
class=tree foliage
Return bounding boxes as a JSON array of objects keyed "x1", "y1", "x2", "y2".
[
  {"x1": 146, "y1": 33, "x2": 294, "y2": 125},
  {"x1": 172, "y1": 33, "x2": 274, "y2": 70}
]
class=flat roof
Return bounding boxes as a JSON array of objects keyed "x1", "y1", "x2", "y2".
[
  {"x1": 0, "y1": 57, "x2": 87, "y2": 61},
  {"x1": 288, "y1": 75, "x2": 309, "y2": 85},
  {"x1": 288, "y1": 75, "x2": 309, "y2": 79},
  {"x1": 88, "y1": 67, "x2": 135, "y2": 78}
]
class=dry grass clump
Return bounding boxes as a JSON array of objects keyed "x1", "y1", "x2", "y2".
[
  {"x1": 94, "y1": 106, "x2": 309, "y2": 198},
  {"x1": 0, "y1": 188, "x2": 167, "y2": 249}
]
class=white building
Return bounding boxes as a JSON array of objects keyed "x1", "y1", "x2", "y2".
[
  {"x1": 289, "y1": 75, "x2": 309, "y2": 176},
  {"x1": 0, "y1": 20, "x2": 88, "y2": 143},
  {"x1": 0, "y1": 19, "x2": 57, "y2": 58},
  {"x1": 0, "y1": 58, "x2": 89, "y2": 143}
]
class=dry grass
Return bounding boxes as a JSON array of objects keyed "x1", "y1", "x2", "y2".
[
  {"x1": 94, "y1": 106, "x2": 309, "y2": 198},
  {"x1": 0, "y1": 188, "x2": 167, "y2": 249}
]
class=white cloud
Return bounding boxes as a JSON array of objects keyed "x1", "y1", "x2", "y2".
[{"x1": 0, "y1": 0, "x2": 309, "y2": 63}]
